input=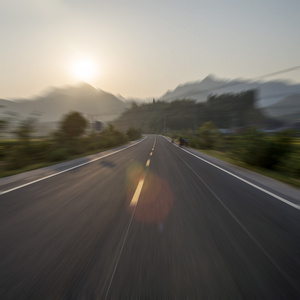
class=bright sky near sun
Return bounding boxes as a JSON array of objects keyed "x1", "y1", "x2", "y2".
[{"x1": 1, "y1": 0, "x2": 300, "y2": 99}]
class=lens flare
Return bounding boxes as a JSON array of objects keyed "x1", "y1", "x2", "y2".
[{"x1": 126, "y1": 163, "x2": 174, "y2": 224}]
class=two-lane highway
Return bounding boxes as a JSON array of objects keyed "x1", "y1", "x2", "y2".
[{"x1": 0, "y1": 135, "x2": 299, "y2": 299}]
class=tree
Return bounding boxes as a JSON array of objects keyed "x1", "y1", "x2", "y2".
[
  {"x1": 0, "y1": 120, "x2": 7, "y2": 136},
  {"x1": 59, "y1": 111, "x2": 88, "y2": 139},
  {"x1": 0, "y1": 105, "x2": 7, "y2": 137},
  {"x1": 14, "y1": 118, "x2": 36, "y2": 142}
]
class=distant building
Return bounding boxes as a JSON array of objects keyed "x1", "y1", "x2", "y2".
[{"x1": 93, "y1": 121, "x2": 103, "y2": 131}]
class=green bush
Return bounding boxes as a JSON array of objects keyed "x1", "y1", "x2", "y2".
[
  {"x1": 99, "y1": 124, "x2": 127, "y2": 148},
  {"x1": 66, "y1": 142, "x2": 87, "y2": 155},
  {"x1": 198, "y1": 122, "x2": 218, "y2": 149},
  {"x1": 5, "y1": 146, "x2": 32, "y2": 170},
  {"x1": 232, "y1": 128, "x2": 294, "y2": 169},
  {"x1": 47, "y1": 148, "x2": 69, "y2": 162},
  {"x1": 188, "y1": 136, "x2": 201, "y2": 148},
  {"x1": 126, "y1": 127, "x2": 142, "y2": 140},
  {"x1": 277, "y1": 148, "x2": 300, "y2": 178},
  {"x1": 23, "y1": 141, "x2": 52, "y2": 162}
]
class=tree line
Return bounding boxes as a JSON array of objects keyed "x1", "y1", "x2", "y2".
[
  {"x1": 113, "y1": 90, "x2": 282, "y2": 132},
  {"x1": 0, "y1": 111, "x2": 142, "y2": 176}
]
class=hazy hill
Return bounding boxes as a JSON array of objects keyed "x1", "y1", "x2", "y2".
[
  {"x1": 160, "y1": 75, "x2": 300, "y2": 110},
  {"x1": 0, "y1": 83, "x2": 126, "y2": 123},
  {"x1": 264, "y1": 94, "x2": 300, "y2": 121}
]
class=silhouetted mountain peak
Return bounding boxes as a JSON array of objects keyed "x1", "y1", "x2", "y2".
[
  {"x1": 0, "y1": 83, "x2": 126, "y2": 123},
  {"x1": 202, "y1": 74, "x2": 217, "y2": 83},
  {"x1": 160, "y1": 75, "x2": 300, "y2": 108}
]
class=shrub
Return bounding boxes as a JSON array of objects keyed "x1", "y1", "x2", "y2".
[
  {"x1": 198, "y1": 121, "x2": 218, "y2": 149},
  {"x1": 232, "y1": 128, "x2": 294, "y2": 169},
  {"x1": 277, "y1": 148, "x2": 300, "y2": 178},
  {"x1": 126, "y1": 127, "x2": 142, "y2": 140},
  {"x1": 5, "y1": 146, "x2": 32, "y2": 170},
  {"x1": 99, "y1": 124, "x2": 127, "y2": 148},
  {"x1": 23, "y1": 141, "x2": 52, "y2": 162},
  {"x1": 47, "y1": 148, "x2": 69, "y2": 162},
  {"x1": 188, "y1": 136, "x2": 201, "y2": 148}
]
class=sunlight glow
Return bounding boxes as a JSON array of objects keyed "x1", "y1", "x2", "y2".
[{"x1": 71, "y1": 58, "x2": 97, "y2": 82}]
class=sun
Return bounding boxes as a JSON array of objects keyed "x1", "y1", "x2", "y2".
[{"x1": 71, "y1": 58, "x2": 96, "y2": 82}]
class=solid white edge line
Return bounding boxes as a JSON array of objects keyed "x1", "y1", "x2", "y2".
[
  {"x1": 0, "y1": 136, "x2": 148, "y2": 196},
  {"x1": 161, "y1": 135, "x2": 300, "y2": 210}
]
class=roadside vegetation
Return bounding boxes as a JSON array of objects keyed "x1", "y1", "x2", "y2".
[
  {"x1": 0, "y1": 111, "x2": 142, "y2": 177},
  {"x1": 168, "y1": 123, "x2": 300, "y2": 187},
  {"x1": 1, "y1": 90, "x2": 299, "y2": 187}
]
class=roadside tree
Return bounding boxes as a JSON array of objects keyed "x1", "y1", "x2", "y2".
[{"x1": 59, "y1": 111, "x2": 88, "y2": 139}]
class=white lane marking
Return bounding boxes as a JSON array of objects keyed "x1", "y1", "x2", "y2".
[
  {"x1": 161, "y1": 135, "x2": 300, "y2": 210},
  {"x1": 146, "y1": 159, "x2": 150, "y2": 167},
  {"x1": 129, "y1": 178, "x2": 145, "y2": 207},
  {"x1": 173, "y1": 149, "x2": 300, "y2": 293},
  {"x1": 0, "y1": 137, "x2": 148, "y2": 196}
]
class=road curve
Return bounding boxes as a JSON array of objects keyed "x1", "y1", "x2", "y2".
[{"x1": 0, "y1": 135, "x2": 299, "y2": 299}]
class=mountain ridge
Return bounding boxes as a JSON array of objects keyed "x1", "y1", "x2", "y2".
[
  {"x1": 264, "y1": 94, "x2": 300, "y2": 120},
  {"x1": 159, "y1": 75, "x2": 300, "y2": 109},
  {"x1": 1, "y1": 77, "x2": 300, "y2": 127},
  {"x1": 0, "y1": 83, "x2": 126, "y2": 124}
]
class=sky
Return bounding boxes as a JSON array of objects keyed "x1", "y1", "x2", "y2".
[{"x1": 1, "y1": 0, "x2": 300, "y2": 100}]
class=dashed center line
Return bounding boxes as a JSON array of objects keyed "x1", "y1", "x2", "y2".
[
  {"x1": 107, "y1": 136, "x2": 156, "y2": 298},
  {"x1": 129, "y1": 178, "x2": 145, "y2": 207},
  {"x1": 129, "y1": 140, "x2": 155, "y2": 207}
]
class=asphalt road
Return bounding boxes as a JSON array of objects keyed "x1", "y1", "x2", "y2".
[{"x1": 0, "y1": 135, "x2": 299, "y2": 299}]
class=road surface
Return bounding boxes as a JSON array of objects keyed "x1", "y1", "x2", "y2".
[{"x1": 0, "y1": 135, "x2": 299, "y2": 299}]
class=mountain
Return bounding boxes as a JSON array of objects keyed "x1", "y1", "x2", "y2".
[
  {"x1": 161, "y1": 75, "x2": 228, "y2": 103},
  {"x1": 264, "y1": 94, "x2": 300, "y2": 121},
  {"x1": 116, "y1": 94, "x2": 152, "y2": 105},
  {"x1": 160, "y1": 75, "x2": 300, "y2": 109},
  {"x1": 0, "y1": 83, "x2": 126, "y2": 124}
]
